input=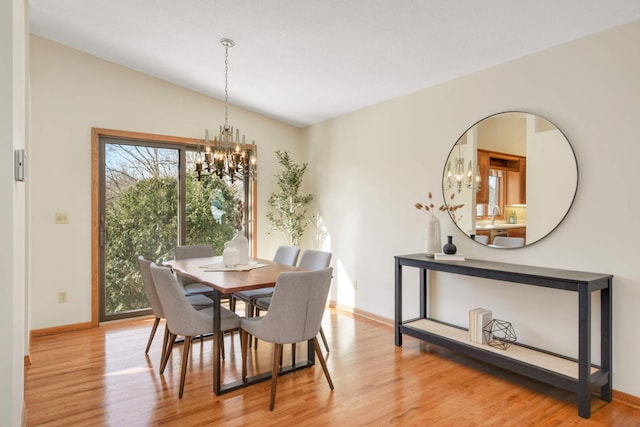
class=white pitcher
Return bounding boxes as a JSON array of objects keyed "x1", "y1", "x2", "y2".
[{"x1": 222, "y1": 241, "x2": 240, "y2": 267}]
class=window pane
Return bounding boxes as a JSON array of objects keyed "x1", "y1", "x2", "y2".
[
  {"x1": 488, "y1": 175, "x2": 499, "y2": 213},
  {"x1": 104, "y1": 143, "x2": 179, "y2": 316},
  {"x1": 184, "y1": 150, "x2": 245, "y2": 255}
]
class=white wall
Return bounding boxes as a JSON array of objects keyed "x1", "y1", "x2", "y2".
[
  {"x1": 526, "y1": 115, "x2": 577, "y2": 243},
  {"x1": 305, "y1": 20, "x2": 640, "y2": 397},
  {"x1": 29, "y1": 36, "x2": 302, "y2": 329},
  {"x1": 477, "y1": 113, "x2": 527, "y2": 155},
  {"x1": 1, "y1": 0, "x2": 27, "y2": 425}
]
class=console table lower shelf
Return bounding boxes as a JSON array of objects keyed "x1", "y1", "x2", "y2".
[
  {"x1": 394, "y1": 254, "x2": 612, "y2": 419},
  {"x1": 402, "y1": 318, "x2": 602, "y2": 385}
]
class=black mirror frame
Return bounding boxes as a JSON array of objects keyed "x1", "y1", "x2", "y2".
[{"x1": 442, "y1": 111, "x2": 579, "y2": 248}]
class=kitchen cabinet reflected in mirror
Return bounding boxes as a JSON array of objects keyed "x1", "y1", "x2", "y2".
[{"x1": 442, "y1": 111, "x2": 578, "y2": 248}]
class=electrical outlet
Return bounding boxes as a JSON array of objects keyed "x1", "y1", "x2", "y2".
[
  {"x1": 55, "y1": 212, "x2": 70, "y2": 224},
  {"x1": 58, "y1": 291, "x2": 67, "y2": 303}
]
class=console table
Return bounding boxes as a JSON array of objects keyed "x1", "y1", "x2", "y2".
[{"x1": 394, "y1": 253, "x2": 612, "y2": 419}]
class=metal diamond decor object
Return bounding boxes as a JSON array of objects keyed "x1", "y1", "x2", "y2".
[{"x1": 483, "y1": 319, "x2": 517, "y2": 350}]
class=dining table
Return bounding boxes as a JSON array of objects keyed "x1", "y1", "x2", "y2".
[{"x1": 164, "y1": 256, "x2": 313, "y2": 395}]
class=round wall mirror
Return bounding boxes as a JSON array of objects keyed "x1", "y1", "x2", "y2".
[{"x1": 442, "y1": 111, "x2": 578, "y2": 248}]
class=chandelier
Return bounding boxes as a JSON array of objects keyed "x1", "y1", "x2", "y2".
[
  {"x1": 444, "y1": 143, "x2": 480, "y2": 193},
  {"x1": 195, "y1": 38, "x2": 257, "y2": 183}
]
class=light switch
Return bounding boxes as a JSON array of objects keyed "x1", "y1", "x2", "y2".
[{"x1": 55, "y1": 212, "x2": 70, "y2": 224}]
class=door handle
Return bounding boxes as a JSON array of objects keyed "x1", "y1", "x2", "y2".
[{"x1": 100, "y1": 216, "x2": 108, "y2": 247}]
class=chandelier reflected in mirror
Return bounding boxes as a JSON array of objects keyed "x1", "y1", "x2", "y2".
[
  {"x1": 444, "y1": 142, "x2": 480, "y2": 193},
  {"x1": 195, "y1": 38, "x2": 257, "y2": 183}
]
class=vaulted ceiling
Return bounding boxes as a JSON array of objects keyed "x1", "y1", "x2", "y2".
[{"x1": 30, "y1": 0, "x2": 640, "y2": 127}]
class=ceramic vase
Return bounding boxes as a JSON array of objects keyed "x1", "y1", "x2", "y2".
[
  {"x1": 443, "y1": 235, "x2": 457, "y2": 255},
  {"x1": 425, "y1": 217, "x2": 441, "y2": 258}
]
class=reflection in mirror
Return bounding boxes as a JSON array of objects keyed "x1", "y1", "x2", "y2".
[{"x1": 442, "y1": 112, "x2": 578, "y2": 248}]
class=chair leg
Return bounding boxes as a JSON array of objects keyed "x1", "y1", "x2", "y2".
[
  {"x1": 160, "y1": 325, "x2": 170, "y2": 366},
  {"x1": 291, "y1": 343, "x2": 296, "y2": 366},
  {"x1": 319, "y1": 326, "x2": 330, "y2": 353},
  {"x1": 270, "y1": 343, "x2": 282, "y2": 411},
  {"x1": 160, "y1": 332, "x2": 177, "y2": 374},
  {"x1": 240, "y1": 330, "x2": 248, "y2": 379},
  {"x1": 312, "y1": 337, "x2": 334, "y2": 390},
  {"x1": 178, "y1": 336, "x2": 192, "y2": 398},
  {"x1": 247, "y1": 302, "x2": 257, "y2": 348},
  {"x1": 254, "y1": 308, "x2": 260, "y2": 349},
  {"x1": 145, "y1": 317, "x2": 160, "y2": 354},
  {"x1": 247, "y1": 301, "x2": 255, "y2": 318}
]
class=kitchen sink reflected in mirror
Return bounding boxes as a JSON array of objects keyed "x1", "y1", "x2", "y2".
[{"x1": 442, "y1": 111, "x2": 578, "y2": 248}]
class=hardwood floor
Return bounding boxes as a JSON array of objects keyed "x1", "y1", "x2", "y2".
[{"x1": 25, "y1": 308, "x2": 639, "y2": 426}]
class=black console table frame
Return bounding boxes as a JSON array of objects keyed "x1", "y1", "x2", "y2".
[{"x1": 394, "y1": 253, "x2": 612, "y2": 419}]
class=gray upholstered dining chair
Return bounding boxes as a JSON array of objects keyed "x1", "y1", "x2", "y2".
[
  {"x1": 150, "y1": 263, "x2": 241, "y2": 398},
  {"x1": 232, "y1": 245, "x2": 300, "y2": 317},
  {"x1": 254, "y1": 249, "x2": 332, "y2": 353},
  {"x1": 174, "y1": 244, "x2": 216, "y2": 295},
  {"x1": 240, "y1": 267, "x2": 334, "y2": 410},
  {"x1": 296, "y1": 249, "x2": 332, "y2": 270},
  {"x1": 138, "y1": 256, "x2": 213, "y2": 363},
  {"x1": 473, "y1": 235, "x2": 489, "y2": 245},
  {"x1": 175, "y1": 244, "x2": 235, "y2": 310},
  {"x1": 492, "y1": 236, "x2": 525, "y2": 248},
  {"x1": 272, "y1": 245, "x2": 301, "y2": 266}
]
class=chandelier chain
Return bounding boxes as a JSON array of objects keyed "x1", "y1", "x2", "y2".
[{"x1": 224, "y1": 43, "x2": 229, "y2": 128}]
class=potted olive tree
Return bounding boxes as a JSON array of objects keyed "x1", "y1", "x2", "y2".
[{"x1": 267, "y1": 150, "x2": 314, "y2": 246}]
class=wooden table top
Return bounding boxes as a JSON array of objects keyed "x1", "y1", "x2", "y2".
[{"x1": 164, "y1": 256, "x2": 300, "y2": 294}]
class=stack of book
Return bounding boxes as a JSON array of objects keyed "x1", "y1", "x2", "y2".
[
  {"x1": 434, "y1": 253, "x2": 465, "y2": 261},
  {"x1": 468, "y1": 307, "x2": 492, "y2": 344}
]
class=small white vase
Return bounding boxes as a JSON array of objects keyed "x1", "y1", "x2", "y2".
[
  {"x1": 425, "y1": 217, "x2": 441, "y2": 257},
  {"x1": 231, "y1": 229, "x2": 249, "y2": 265},
  {"x1": 223, "y1": 241, "x2": 240, "y2": 267}
]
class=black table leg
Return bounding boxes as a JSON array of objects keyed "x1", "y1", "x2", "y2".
[
  {"x1": 600, "y1": 279, "x2": 613, "y2": 402},
  {"x1": 395, "y1": 259, "x2": 403, "y2": 346},
  {"x1": 212, "y1": 289, "x2": 222, "y2": 395},
  {"x1": 420, "y1": 268, "x2": 427, "y2": 319},
  {"x1": 577, "y1": 287, "x2": 591, "y2": 418}
]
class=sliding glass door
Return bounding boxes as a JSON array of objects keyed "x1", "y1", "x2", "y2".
[{"x1": 98, "y1": 135, "x2": 250, "y2": 321}]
